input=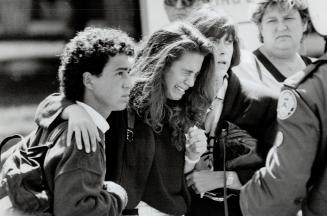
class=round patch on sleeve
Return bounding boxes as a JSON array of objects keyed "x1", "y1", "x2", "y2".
[{"x1": 277, "y1": 89, "x2": 297, "y2": 120}]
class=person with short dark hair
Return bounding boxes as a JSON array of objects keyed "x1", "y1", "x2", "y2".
[
  {"x1": 0, "y1": 27, "x2": 135, "y2": 216},
  {"x1": 58, "y1": 27, "x2": 134, "y2": 102},
  {"x1": 50, "y1": 27, "x2": 134, "y2": 216}
]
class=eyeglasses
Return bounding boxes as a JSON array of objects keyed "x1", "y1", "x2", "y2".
[{"x1": 164, "y1": 0, "x2": 197, "y2": 7}]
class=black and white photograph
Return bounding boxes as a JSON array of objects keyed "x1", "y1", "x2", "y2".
[{"x1": 0, "y1": 0, "x2": 327, "y2": 215}]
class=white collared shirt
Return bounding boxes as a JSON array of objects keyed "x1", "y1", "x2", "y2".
[{"x1": 76, "y1": 101, "x2": 110, "y2": 134}]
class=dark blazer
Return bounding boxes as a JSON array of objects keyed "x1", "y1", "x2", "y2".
[
  {"x1": 214, "y1": 71, "x2": 278, "y2": 183},
  {"x1": 188, "y1": 71, "x2": 278, "y2": 216}
]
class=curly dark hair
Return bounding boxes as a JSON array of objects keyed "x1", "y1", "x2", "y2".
[
  {"x1": 129, "y1": 22, "x2": 216, "y2": 151},
  {"x1": 58, "y1": 27, "x2": 135, "y2": 102},
  {"x1": 186, "y1": 4, "x2": 241, "y2": 67}
]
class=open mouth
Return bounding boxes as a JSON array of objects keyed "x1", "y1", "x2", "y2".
[{"x1": 175, "y1": 85, "x2": 186, "y2": 93}]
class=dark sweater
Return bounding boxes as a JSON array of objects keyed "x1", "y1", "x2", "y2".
[{"x1": 106, "y1": 110, "x2": 189, "y2": 215}]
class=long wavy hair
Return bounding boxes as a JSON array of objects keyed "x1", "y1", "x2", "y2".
[{"x1": 129, "y1": 22, "x2": 216, "y2": 151}]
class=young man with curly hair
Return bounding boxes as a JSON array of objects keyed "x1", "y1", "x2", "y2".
[
  {"x1": 1, "y1": 27, "x2": 135, "y2": 216},
  {"x1": 47, "y1": 27, "x2": 134, "y2": 216}
]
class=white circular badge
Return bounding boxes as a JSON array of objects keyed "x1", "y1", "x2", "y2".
[{"x1": 277, "y1": 89, "x2": 297, "y2": 120}]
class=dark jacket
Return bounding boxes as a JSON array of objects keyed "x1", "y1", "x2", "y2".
[
  {"x1": 217, "y1": 71, "x2": 278, "y2": 182},
  {"x1": 35, "y1": 94, "x2": 190, "y2": 215},
  {"x1": 240, "y1": 54, "x2": 327, "y2": 216},
  {"x1": 45, "y1": 122, "x2": 125, "y2": 216},
  {"x1": 0, "y1": 120, "x2": 125, "y2": 216},
  {"x1": 188, "y1": 71, "x2": 278, "y2": 216}
]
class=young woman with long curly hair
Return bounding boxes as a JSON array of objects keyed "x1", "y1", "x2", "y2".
[{"x1": 33, "y1": 22, "x2": 218, "y2": 216}]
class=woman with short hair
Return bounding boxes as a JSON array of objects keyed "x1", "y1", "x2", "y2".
[{"x1": 234, "y1": 0, "x2": 312, "y2": 93}]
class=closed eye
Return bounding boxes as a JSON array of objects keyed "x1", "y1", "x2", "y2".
[
  {"x1": 267, "y1": 19, "x2": 277, "y2": 23},
  {"x1": 285, "y1": 16, "x2": 295, "y2": 20},
  {"x1": 183, "y1": 70, "x2": 194, "y2": 76}
]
